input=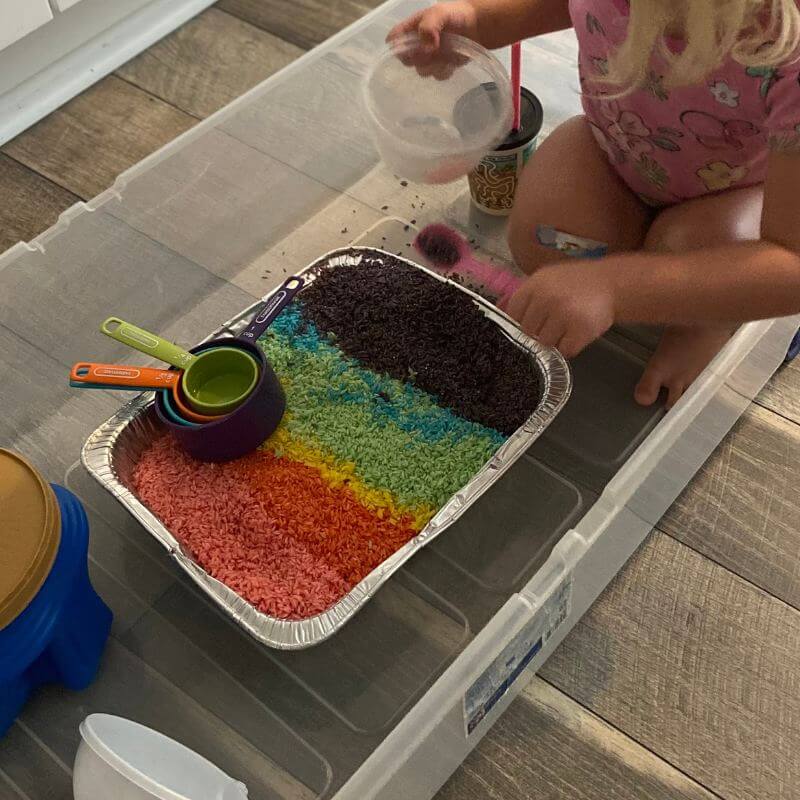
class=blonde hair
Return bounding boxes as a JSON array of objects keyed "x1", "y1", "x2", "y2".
[{"x1": 602, "y1": 0, "x2": 800, "y2": 92}]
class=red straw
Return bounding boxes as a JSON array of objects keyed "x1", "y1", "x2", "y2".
[{"x1": 511, "y1": 42, "x2": 522, "y2": 131}]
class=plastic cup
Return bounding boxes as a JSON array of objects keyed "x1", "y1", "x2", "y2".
[
  {"x1": 160, "y1": 389, "x2": 201, "y2": 428},
  {"x1": 74, "y1": 714, "x2": 248, "y2": 800},
  {"x1": 171, "y1": 379, "x2": 230, "y2": 424},
  {"x1": 181, "y1": 347, "x2": 259, "y2": 415},
  {"x1": 162, "y1": 344, "x2": 270, "y2": 426},
  {"x1": 462, "y1": 85, "x2": 543, "y2": 215},
  {"x1": 363, "y1": 33, "x2": 513, "y2": 184},
  {"x1": 154, "y1": 339, "x2": 285, "y2": 463}
]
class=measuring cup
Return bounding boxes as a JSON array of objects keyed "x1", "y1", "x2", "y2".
[
  {"x1": 102, "y1": 276, "x2": 303, "y2": 416},
  {"x1": 233, "y1": 275, "x2": 304, "y2": 345},
  {"x1": 69, "y1": 363, "x2": 180, "y2": 392},
  {"x1": 159, "y1": 389, "x2": 201, "y2": 428},
  {"x1": 153, "y1": 339, "x2": 285, "y2": 462},
  {"x1": 101, "y1": 319, "x2": 260, "y2": 416},
  {"x1": 69, "y1": 361, "x2": 228, "y2": 424},
  {"x1": 170, "y1": 382, "x2": 224, "y2": 424},
  {"x1": 160, "y1": 274, "x2": 303, "y2": 420}
]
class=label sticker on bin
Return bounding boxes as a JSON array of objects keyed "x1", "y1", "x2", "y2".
[{"x1": 464, "y1": 577, "x2": 572, "y2": 737}]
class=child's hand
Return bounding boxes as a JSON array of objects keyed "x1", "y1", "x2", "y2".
[
  {"x1": 504, "y1": 263, "x2": 617, "y2": 358},
  {"x1": 387, "y1": 2, "x2": 480, "y2": 52}
]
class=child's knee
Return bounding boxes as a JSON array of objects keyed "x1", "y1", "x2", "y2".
[
  {"x1": 645, "y1": 188, "x2": 762, "y2": 253},
  {"x1": 644, "y1": 214, "x2": 698, "y2": 253}
]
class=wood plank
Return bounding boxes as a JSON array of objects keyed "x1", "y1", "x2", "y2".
[
  {"x1": 541, "y1": 531, "x2": 800, "y2": 800},
  {"x1": 0, "y1": 154, "x2": 77, "y2": 251},
  {"x1": 437, "y1": 677, "x2": 717, "y2": 800},
  {"x1": 660, "y1": 404, "x2": 800, "y2": 612},
  {"x1": 116, "y1": 8, "x2": 302, "y2": 120},
  {"x1": 218, "y1": 0, "x2": 384, "y2": 50},
  {"x1": 757, "y1": 358, "x2": 800, "y2": 426},
  {"x1": 2, "y1": 76, "x2": 194, "y2": 199}
]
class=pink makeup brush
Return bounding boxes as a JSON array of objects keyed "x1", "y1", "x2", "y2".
[{"x1": 414, "y1": 223, "x2": 522, "y2": 304}]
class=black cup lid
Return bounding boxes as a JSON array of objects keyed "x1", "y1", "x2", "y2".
[
  {"x1": 497, "y1": 87, "x2": 543, "y2": 149},
  {"x1": 454, "y1": 83, "x2": 543, "y2": 149}
]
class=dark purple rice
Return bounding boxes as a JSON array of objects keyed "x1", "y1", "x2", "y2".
[{"x1": 299, "y1": 252, "x2": 540, "y2": 434}]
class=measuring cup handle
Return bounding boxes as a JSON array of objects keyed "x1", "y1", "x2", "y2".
[
  {"x1": 70, "y1": 362, "x2": 179, "y2": 389},
  {"x1": 101, "y1": 317, "x2": 196, "y2": 369},
  {"x1": 239, "y1": 276, "x2": 304, "y2": 342}
]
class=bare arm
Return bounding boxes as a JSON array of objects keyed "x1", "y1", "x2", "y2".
[
  {"x1": 506, "y1": 148, "x2": 800, "y2": 357},
  {"x1": 602, "y1": 243, "x2": 800, "y2": 324},
  {"x1": 388, "y1": 1, "x2": 572, "y2": 52},
  {"x1": 470, "y1": 0, "x2": 574, "y2": 48},
  {"x1": 609, "y1": 149, "x2": 800, "y2": 325}
]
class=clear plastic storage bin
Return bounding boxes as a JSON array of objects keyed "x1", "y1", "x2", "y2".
[{"x1": 0, "y1": 2, "x2": 796, "y2": 798}]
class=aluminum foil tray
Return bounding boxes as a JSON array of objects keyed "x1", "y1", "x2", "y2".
[{"x1": 82, "y1": 247, "x2": 572, "y2": 649}]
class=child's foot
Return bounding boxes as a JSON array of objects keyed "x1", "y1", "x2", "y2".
[{"x1": 634, "y1": 325, "x2": 733, "y2": 408}]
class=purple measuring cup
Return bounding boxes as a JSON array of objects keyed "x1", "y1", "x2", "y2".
[
  {"x1": 154, "y1": 276, "x2": 303, "y2": 462},
  {"x1": 195, "y1": 275, "x2": 304, "y2": 372},
  {"x1": 155, "y1": 340, "x2": 284, "y2": 462},
  {"x1": 232, "y1": 276, "x2": 303, "y2": 346}
]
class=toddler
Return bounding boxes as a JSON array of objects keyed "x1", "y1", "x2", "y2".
[{"x1": 390, "y1": 0, "x2": 800, "y2": 406}]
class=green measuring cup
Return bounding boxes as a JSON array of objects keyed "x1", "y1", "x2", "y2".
[{"x1": 101, "y1": 317, "x2": 260, "y2": 415}]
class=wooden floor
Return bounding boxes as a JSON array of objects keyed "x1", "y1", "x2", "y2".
[{"x1": 2, "y1": 2, "x2": 799, "y2": 798}]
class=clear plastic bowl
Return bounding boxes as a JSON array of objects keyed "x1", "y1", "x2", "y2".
[
  {"x1": 363, "y1": 33, "x2": 513, "y2": 184},
  {"x1": 73, "y1": 714, "x2": 249, "y2": 800}
]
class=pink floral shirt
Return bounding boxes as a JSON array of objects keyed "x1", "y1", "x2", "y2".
[{"x1": 571, "y1": 0, "x2": 800, "y2": 206}]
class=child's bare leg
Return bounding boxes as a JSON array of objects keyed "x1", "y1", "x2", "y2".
[
  {"x1": 635, "y1": 186, "x2": 764, "y2": 407},
  {"x1": 508, "y1": 115, "x2": 652, "y2": 274}
]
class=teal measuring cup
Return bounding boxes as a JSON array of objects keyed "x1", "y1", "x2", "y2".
[{"x1": 100, "y1": 318, "x2": 260, "y2": 415}]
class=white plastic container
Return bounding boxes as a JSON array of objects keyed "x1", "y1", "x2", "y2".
[
  {"x1": 73, "y1": 714, "x2": 249, "y2": 800},
  {"x1": 363, "y1": 33, "x2": 512, "y2": 184}
]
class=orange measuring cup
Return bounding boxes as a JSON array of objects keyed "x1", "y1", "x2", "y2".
[{"x1": 69, "y1": 363, "x2": 180, "y2": 391}]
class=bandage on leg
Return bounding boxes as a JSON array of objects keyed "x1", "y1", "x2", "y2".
[{"x1": 535, "y1": 224, "x2": 608, "y2": 259}]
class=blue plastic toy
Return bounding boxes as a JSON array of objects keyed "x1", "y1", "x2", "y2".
[{"x1": 0, "y1": 484, "x2": 112, "y2": 736}]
